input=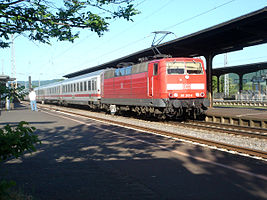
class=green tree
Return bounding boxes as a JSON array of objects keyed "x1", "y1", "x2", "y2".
[
  {"x1": 0, "y1": 0, "x2": 139, "y2": 48},
  {"x1": 212, "y1": 76, "x2": 218, "y2": 92},
  {"x1": 0, "y1": 84, "x2": 26, "y2": 103}
]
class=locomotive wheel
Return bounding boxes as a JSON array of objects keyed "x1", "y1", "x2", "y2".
[
  {"x1": 164, "y1": 107, "x2": 177, "y2": 118},
  {"x1": 192, "y1": 109, "x2": 197, "y2": 120},
  {"x1": 158, "y1": 114, "x2": 166, "y2": 120}
]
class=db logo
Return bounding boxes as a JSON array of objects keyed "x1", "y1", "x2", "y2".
[{"x1": 184, "y1": 84, "x2": 191, "y2": 89}]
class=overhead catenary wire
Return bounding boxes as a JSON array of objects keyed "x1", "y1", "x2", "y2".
[
  {"x1": 71, "y1": 0, "x2": 238, "y2": 72},
  {"x1": 163, "y1": 0, "x2": 236, "y2": 31},
  {"x1": 72, "y1": 33, "x2": 154, "y2": 71}
]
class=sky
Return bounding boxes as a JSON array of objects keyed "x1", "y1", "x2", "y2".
[{"x1": 1, "y1": 0, "x2": 267, "y2": 82}]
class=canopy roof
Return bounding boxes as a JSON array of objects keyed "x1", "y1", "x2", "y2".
[{"x1": 212, "y1": 61, "x2": 267, "y2": 77}]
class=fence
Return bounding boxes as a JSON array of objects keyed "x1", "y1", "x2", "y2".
[{"x1": 213, "y1": 91, "x2": 267, "y2": 107}]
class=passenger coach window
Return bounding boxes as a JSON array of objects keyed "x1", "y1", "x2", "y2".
[
  {"x1": 77, "y1": 83, "x2": 79, "y2": 92},
  {"x1": 84, "y1": 81, "x2": 87, "y2": 91},
  {"x1": 167, "y1": 62, "x2": 185, "y2": 74},
  {"x1": 88, "y1": 80, "x2": 91, "y2": 91},
  {"x1": 153, "y1": 63, "x2": 158, "y2": 75},
  {"x1": 92, "y1": 80, "x2": 95, "y2": 91},
  {"x1": 80, "y1": 82, "x2": 83, "y2": 91},
  {"x1": 94, "y1": 80, "x2": 97, "y2": 90}
]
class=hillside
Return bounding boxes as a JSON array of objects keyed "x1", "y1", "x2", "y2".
[{"x1": 17, "y1": 79, "x2": 64, "y2": 88}]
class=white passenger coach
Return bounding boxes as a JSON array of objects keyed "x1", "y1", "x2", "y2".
[{"x1": 35, "y1": 70, "x2": 103, "y2": 108}]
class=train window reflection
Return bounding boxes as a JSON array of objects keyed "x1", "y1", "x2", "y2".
[
  {"x1": 186, "y1": 62, "x2": 203, "y2": 74},
  {"x1": 167, "y1": 62, "x2": 185, "y2": 74},
  {"x1": 77, "y1": 83, "x2": 79, "y2": 92},
  {"x1": 84, "y1": 81, "x2": 87, "y2": 91},
  {"x1": 119, "y1": 68, "x2": 125, "y2": 76},
  {"x1": 125, "y1": 66, "x2": 132, "y2": 75},
  {"x1": 80, "y1": 82, "x2": 83, "y2": 91},
  {"x1": 115, "y1": 69, "x2": 120, "y2": 77},
  {"x1": 88, "y1": 80, "x2": 91, "y2": 91}
]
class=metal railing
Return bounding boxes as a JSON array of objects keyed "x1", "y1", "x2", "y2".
[{"x1": 213, "y1": 91, "x2": 267, "y2": 107}]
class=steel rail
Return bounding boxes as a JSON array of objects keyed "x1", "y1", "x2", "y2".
[{"x1": 176, "y1": 120, "x2": 267, "y2": 139}]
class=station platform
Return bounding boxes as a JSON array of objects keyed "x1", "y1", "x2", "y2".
[{"x1": 205, "y1": 106, "x2": 267, "y2": 129}]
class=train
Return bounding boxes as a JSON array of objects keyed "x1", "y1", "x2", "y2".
[{"x1": 35, "y1": 57, "x2": 209, "y2": 119}]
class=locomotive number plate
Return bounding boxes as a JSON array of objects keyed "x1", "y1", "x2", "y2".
[{"x1": 180, "y1": 94, "x2": 193, "y2": 98}]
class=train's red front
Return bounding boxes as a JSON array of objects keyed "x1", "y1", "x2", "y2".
[{"x1": 101, "y1": 57, "x2": 209, "y2": 119}]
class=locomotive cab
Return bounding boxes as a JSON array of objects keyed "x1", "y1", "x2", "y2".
[
  {"x1": 165, "y1": 58, "x2": 206, "y2": 99},
  {"x1": 148, "y1": 58, "x2": 209, "y2": 118},
  {"x1": 102, "y1": 57, "x2": 208, "y2": 119}
]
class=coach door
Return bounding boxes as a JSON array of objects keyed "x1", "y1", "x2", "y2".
[{"x1": 148, "y1": 63, "x2": 158, "y2": 97}]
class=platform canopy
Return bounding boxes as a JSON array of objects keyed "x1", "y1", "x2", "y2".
[
  {"x1": 212, "y1": 61, "x2": 267, "y2": 77},
  {"x1": 0, "y1": 75, "x2": 15, "y2": 83},
  {"x1": 65, "y1": 6, "x2": 267, "y2": 78}
]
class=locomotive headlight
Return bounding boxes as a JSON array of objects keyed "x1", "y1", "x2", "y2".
[
  {"x1": 169, "y1": 93, "x2": 173, "y2": 97},
  {"x1": 173, "y1": 93, "x2": 178, "y2": 97},
  {"x1": 196, "y1": 93, "x2": 200, "y2": 97},
  {"x1": 200, "y1": 92, "x2": 205, "y2": 97}
]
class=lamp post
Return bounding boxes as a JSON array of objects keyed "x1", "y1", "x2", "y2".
[{"x1": 39, "y1": 73, "x2": 43, "y2": 87}]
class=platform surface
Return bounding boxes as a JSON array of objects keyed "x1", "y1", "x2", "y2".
[{"x1": 206, "y1": 106, "x2": 267, "y2": 120}]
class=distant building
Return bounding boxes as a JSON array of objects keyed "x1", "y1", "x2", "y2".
[{"x1": 0, "y1": 75, "x2": 15, "y2": 84}]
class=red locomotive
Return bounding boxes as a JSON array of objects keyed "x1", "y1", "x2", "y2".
[{"x1": 101, "y1": 57, "x2": 209, "y2": 119}]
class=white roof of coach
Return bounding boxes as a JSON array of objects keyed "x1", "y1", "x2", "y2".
[
  {"x1": 62, "y1": 70, "x2": 103, "y2": 85},
  {"x1": 35, "y1": 70, "x2": 103, "y2": 90}
]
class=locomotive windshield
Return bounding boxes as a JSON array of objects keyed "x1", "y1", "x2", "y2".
[
  {"x1": 186, "y1": 62, "x2": 203, "y2": 74},
  {"x1": 167, "y1": 62, "x2": 203, "y2": 74},
  {"x1": 167, "y1": 62, "x2": 185, "y2": 74}
]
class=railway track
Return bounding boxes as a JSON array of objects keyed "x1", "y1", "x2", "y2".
[
  {"x1": 31, "y1": 102, "x2": 267, "y2": 160},
  {"x1": 177, "y1": 120, "x2": 267, "y2": 139}
]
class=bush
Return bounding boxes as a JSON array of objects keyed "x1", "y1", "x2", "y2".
[
  {"x1": 0, "y1": 121, "x2": 39, "y2": 199},
  {"x1": 0, "y1": 121, "x2": 39, "y2": 162}
]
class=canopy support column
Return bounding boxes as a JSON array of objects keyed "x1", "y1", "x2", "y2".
[
  {"x1": 204, "y1": 53, "x2": 215, "y2": 108},
  {"x1": 238, "y1": 73, "x2": 244, "y2": 93}
]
